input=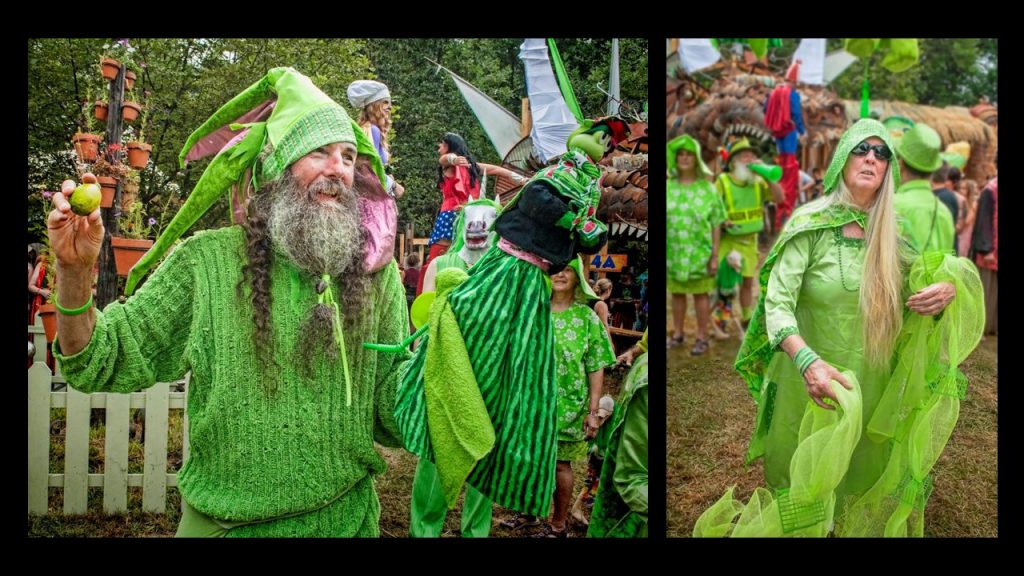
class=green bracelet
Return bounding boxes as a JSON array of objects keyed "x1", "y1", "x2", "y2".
[
  {"x1": 54, "y1": 293, "x2": 94, "y2": 316},
  {"x1": 793, "y1": 346, "x2": 820, "y2": 375}
]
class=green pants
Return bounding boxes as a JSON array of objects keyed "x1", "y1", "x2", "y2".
[{"x1": 410, "y1": 459, "x2": 492, "y2": 537}]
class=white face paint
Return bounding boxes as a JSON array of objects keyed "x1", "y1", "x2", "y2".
[{"x1": 461, "y1": 204, "x2": 498, "y2": 252}]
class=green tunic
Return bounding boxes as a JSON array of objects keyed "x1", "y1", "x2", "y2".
[
  {"x1": 667, "y1": 178, "x2": 726, "y2": 293},
  {"x1": 893, "y1": 179, "x2": 955, "y2": 255},
  {"x1": 54, "y1": 227, "x2": 409, "y2": 537}
]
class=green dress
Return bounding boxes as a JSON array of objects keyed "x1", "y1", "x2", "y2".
[
  {"x1": 667, "y1": 178, "x2": 726, "y2": 294},
  {"x1": 553, "y1": 302, "x2": 616, "y2": 461},
  {"x1": 758, "y1": 219, "x2": 892, "y2": 505}
]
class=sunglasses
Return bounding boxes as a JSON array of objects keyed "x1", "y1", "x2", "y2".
[{"x1": 850, "y1": 141, "x2": 892, "y2": 161}]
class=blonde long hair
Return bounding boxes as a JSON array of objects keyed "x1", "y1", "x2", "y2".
[
  {"x1": 803, "y1": 164, "x2": 906, "y2": 366},
  {"x1": 358, "y1": 100, "x2": 392, "y2": 156}
]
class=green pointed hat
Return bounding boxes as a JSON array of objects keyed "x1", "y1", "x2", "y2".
[
  {"x1": 823, "y1": 118, "x2": 901, "y2": 195},
  {"x1": 125, "y1": 67, "x2": 386, "y2": 295},
  {"x1": 567, "y1": 255, "x2": 599, "y2": 301},
  {"x1": 667, "y1": 134, "x2": 711, "y2": 178}
]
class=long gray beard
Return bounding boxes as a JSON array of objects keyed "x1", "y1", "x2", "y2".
[
  {"x1": 268, "y1": 173, "x2": 364, "y2": 277},
  {"x1": 732, "y1": 162, "x2": 753, "y2": 185}
]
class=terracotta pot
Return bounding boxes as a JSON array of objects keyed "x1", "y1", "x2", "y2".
[
  {"x1": 126, "y1": 141, "x2": 152, "y2": 170},
  {"x1": 97, "y1": 176, "x2": 117, "y2": 208},
  {"x1": 122, "y1": 101, "x2": 141, "y2": 123},
  {"x1": 94, "y1": 101, "x2": 108, "y2": 122},
  {"x1": 38, "y1": 303, "x2": 57, "y2": 343},
  {"x1": 71, "y1": 132, "x2": 102, "y2": 163},
  {"x1": 101, "y1": 58, "x2": 121, "y2": 81},
  {"x1": 125, "y1": 70, "x2": 136, "y2": 90},
  {"x1": 111, "y1": 237, "x2": 154, "y2": 277}
]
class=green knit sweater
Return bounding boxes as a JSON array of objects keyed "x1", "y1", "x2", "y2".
[{"x1": 56, "y1": 227, "x2": 409, "y2": 522}]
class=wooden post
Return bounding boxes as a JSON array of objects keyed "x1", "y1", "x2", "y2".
[
  {"x1": 97, "y1": 64, "x2": 126, "y2": 309},
  {"x1": 521, "y1": 98, "x2": 532, "y2": 138}
]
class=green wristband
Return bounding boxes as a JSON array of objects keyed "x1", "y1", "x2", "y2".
[{"x1": 54, "y1": 293, "x2": 94, "y2": 316}]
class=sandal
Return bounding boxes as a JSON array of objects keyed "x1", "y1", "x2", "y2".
[
  {"x1": 690, "y1": 338, "x2": 710, "y2": 356},
  {"x1": 499, "y1": 512, "x2": 539, "y2": 530},
  {"x1": 529, "y1": 523, "x2": 567, "y2": 538},
  {"x1": 666, "y1": 334, "x2": 685, "y2": 350}
]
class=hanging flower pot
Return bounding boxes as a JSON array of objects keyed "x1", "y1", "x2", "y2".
[
  {"x1": 97, "y1": 176, "x2": 117, "y2": 208},
  {"x1": 122, "y1": 101, "x2": 141, "y2": 123},
  {"x1": 94, "y1": 101, "x2": 108, "y2": 122},
  {"x1": 125, "y1": 70, "x2": 136, "y2": 90},
  {"x1": 38, "y1": 303, "x2": 57, "y2": 343},
  {"x1": 111, "y1": 237, "x2": 154, "y2": 277},
  {"x1": 126, "y1": 141, "x2": 152, "y2": 170},
  {"x1": 71, "y1": 132, "x2": 102, "y2": 163},
  {"x1": 101, "y1": 58, "x2": 121, "y2": 81}
]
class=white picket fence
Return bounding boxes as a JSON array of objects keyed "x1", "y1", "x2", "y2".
[{"x1": 28, "y1": 316, "x2": 189, "y2": 515}]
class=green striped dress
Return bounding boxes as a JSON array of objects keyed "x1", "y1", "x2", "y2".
[{"x1": 395, "y1": 246, "x2": 558, "y2": 516}]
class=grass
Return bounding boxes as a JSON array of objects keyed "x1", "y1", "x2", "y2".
[
  {"x1": 666, "y1": 294, "x2": 998, "y2": 537},
  {"x1": 29, "y1": 372, "x2": 625, "y2": 538}
]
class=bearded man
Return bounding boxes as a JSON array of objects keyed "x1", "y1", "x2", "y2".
[
  {"x1": 46, "y1": 68, "x2": 409, "y2": 537},
  {"x1": 715, "y1": 138, "x2": 784, "y2": 329}
]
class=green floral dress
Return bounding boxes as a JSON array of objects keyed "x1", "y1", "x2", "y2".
[{"x1": 553, "y1": 302, "x2": 616, "y2": 461}]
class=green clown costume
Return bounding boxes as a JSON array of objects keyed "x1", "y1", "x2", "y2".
[
  {"x1": 55, "y1": 68, "x2": 409, "y2": 537},
  {"x1": 693, "y1": 119, "x2": 985, "y2": 537},
  {"x1": 393, "y1": 118, "x2": 628, "y2": 518}
]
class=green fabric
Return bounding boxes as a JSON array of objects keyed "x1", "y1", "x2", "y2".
[
  {"x1": 841, "y1": 252, "x2": 983, "y2": 537},
  {"x1": 410, "y1": 458, "x2": 492, "y2": 538},
  {"x1": 432, "y1": 252, "x2": 469, "y2": 274},
  {"x1": 894, "y1": 123, "x2": 943, "y2": 173},
  {"x1": 553, "y1": 303, "x2": 616, "y2": 443},
  {"x1": 423, "y1": 267, "x2": 496, "y2": 508},
  {"x1": 879, "y1": 39, "x2": 920, "y2": 73},
  {"x1": 694, "y1": 373, "x2": 863, "y2": 537},
  {"x1": 54, "y1": 227, "x2": 408, "y2": 534},
  {"x1": 557, "y1": 439, "x2": 589, "y2": 462},
  {"x1": 667, "y1": 179, "x2": 726, "y2": 284},
  {"x1": 567, "y1": 254, "x2": 599, "y2": 301},
  {"x1": 176, "y1": 475, "x2": 377, "y2": 537},
  {"x1": 587, "y1": 352, "x2": 648, "y2": 538},
  {"x1": 396, "y1": 248, "x2": 559, "y2": 517},
  {"x1": 667, "y1": 134, "x2": 712, "y2": 178},
  {"x1": 894, "y1": 180, "x2": 956, "y2": 254},
  {"x1": 822, "y1": 119, "x2": 900, "y2": 196},
  {"x1": 845, "y1": 39, "x2": 880, "y2": 58},
  {"x1": 125, "y1": 121, "x2": 267, "y2": 295},
  {"x1": 668, "y1": 275, "x2": 715, "y2": 294},
  {"x1": 506, "y1": 148, "x2": 606, "y2": 248},
  {"x1": 637, "y1": 329, "x2": 648, "y2": 353},
  {"x1": 547, "y1": 38, "x2": 583, "y2": 123},
  {"x1": 719, "y1": 233, "x2": 760, "y2": 278},
  {"x1": 717, "y1": 173, "x2": 768, "y2": 236}
]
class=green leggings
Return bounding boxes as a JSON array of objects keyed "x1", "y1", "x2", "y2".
[{"x1": 410, "y1": 459, "x2": 492, "y2": 537}]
